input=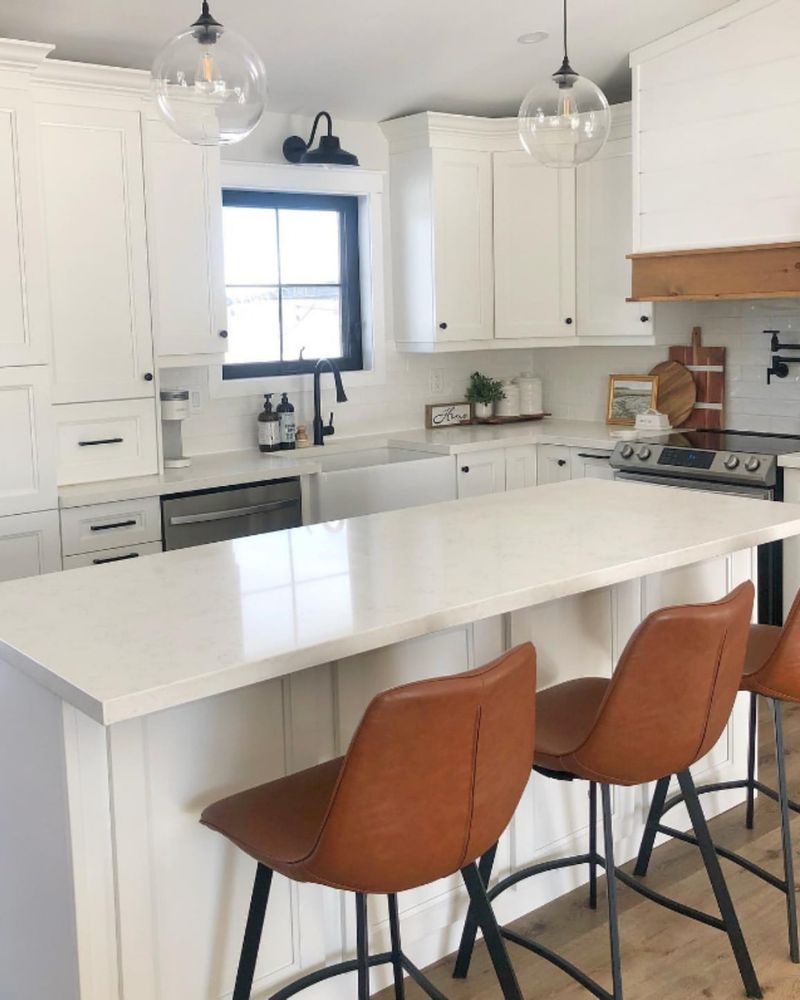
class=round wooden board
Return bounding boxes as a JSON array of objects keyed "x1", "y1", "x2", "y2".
[{"x1": 649, "y1": 361, "x2": 697, "y2": 427}]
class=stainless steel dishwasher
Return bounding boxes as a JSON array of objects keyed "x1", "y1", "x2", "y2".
[{"x1": 162, "y1": 479, "x2": 302, "y2": 550}]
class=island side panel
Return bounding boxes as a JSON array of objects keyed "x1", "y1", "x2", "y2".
[{"x1": 0, "y1": 657, "x2": 81, "y2": 1000}]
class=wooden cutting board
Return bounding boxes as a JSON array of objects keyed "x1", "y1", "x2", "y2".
[
  {"x1": 649, "y1": 360, "x2": 697, "y2": 427},
  {"x1": 668, "y1": 327, "x2": 726, "y2": 429}
]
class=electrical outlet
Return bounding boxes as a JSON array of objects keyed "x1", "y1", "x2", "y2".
[
  {"x1": 429, "y1": 368, "x2": 445, "y2": 395},
  {"x1": 190, "y1": 389, "x2": 203, "y2": 414}
]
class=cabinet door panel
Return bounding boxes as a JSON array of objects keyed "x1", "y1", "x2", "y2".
[
  {"x1": 494, "y1": 151, "x2": 576, "y2": 340},
  {"x1": 570, "y1": 449, "x2": 615, "y2": 481},
  {"x1": 37, "y1": 103, "x2": 154, "y2": 402},
  {"x1": 145, "y1": 120, "x2": 226, "y2": 358},
  {"x1": 0, "y1": 89, "x2": 48, "y2": 366},
  {"x1": 536, "y1": 444, "x2": 572, "y2": 485},
  {"x1": 457, "y1": 449, "x2": 506, "y2": 499},
  {"x1": 505, "y1": 445, "x2": 538, "y2": 491},
  {"x1": 0, "y1": 366, "x2": 56, "y2": 516},
  {"x1": 432, "y1": 149, "x2": 494, "y2": 342},
  {"x1": 0, "y1": 510, "x2": 61, "y2": 581},
  {"x1": 577, "y1": 137, "x2": 653, "y2": 337}
]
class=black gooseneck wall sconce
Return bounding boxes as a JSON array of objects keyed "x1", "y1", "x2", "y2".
[{"x1": 282, "y1": 111, "x2": 359, "y2": 166}]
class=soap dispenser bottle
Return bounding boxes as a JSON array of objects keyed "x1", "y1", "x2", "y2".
[
  {"x1": 257, "y1": 394, "x2": 281, "y2": 453},
  {"x1": 277, "y1": 392, "x2": 296, "y2": 451}
]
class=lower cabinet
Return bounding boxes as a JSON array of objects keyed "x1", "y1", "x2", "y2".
[
  {"x1": 570, "y1": 448, "x2": 615, "y2": 481},
  {"x1": 783, "y1": 469, "x2": 800, "y2": 620},
  {"x1": 0, "y1": 510, "x2": 61, "y2": 582},
  {"x1": 536, "y1": 445, "x2": 572, "y2": 485},
  {"x1": 456, "y1": 448, "x2": 507, "y2": 499},
  {"x1": 504, "y1": 445, "x2": 538, "y2": 491},
  {"x1": 63, "y1": 541, "x2": 163, "y2": 570}
]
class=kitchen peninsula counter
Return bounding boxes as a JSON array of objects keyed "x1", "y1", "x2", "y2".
[{"x1": 4, "y1": 478, "x2": 800, "y2": 1000}]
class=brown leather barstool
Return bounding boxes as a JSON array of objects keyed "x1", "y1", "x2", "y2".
[
  {"x1": 201, "y1": 644, "x2": 536, "y2": 1000},
  {"x1": 637, "y1": 587, "x2": 800, "y2": 965},
  {"x1": 455, "y1": 582, "x2": 762, "y2": 1000}
]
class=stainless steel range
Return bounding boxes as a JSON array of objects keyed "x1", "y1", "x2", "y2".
[{"x1": 610, "y1": 428, "x2": 800, "y2": 625}]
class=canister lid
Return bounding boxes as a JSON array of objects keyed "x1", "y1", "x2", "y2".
[{"x1": 160, "y1": 389, "x2": 190, "y2": 401}]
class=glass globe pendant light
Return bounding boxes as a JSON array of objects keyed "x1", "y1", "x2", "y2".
[
  {"x1": 518, "y1": 0, "x2": 610, "y2": 168},
  {"x1": 151, "y1": 2, "x2": 267, "y2": 146}
]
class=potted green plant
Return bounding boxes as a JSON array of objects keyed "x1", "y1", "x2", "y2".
[{"x1": 465, "y1": 371, "x2": 506, "y2": 420}]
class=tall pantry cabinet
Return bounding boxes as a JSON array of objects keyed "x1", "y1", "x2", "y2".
[{"x1": 0, "y1": 41, "x2": 60, "y2": 579}]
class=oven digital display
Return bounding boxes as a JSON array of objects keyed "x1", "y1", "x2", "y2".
[{"x1": 658, "y1": 447, "x2": 715, "y2": 470}]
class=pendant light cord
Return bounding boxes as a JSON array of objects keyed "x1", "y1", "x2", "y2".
[{"x1": 563, "y1": 0, "x2": 569, "y2": 64}]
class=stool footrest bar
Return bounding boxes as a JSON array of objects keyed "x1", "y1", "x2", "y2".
[
  {"x1": 268, "y1": 952, "x2": 393, "y2": 1000},
  {"x1": 501, "y1": 927, "x2": 614, "y2": 1000},
  {"x1": 400, "y1": 955, "x2": 449, "y2": 1000},
  {"x1": 617, "y1": 868, "x2": 725, "y2": 930},
  {"x1": 657, "y1": 823, "x2": 788, "y2": 892},
  {"x1": 487, "y1": 853, "x2": 598, "y2": 903}
]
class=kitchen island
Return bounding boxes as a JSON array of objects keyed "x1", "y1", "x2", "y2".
[{"x1": 3, "y1": 479, "x2": 800, "y2": 1000}]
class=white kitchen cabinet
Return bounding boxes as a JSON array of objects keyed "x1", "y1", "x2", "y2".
[
  {"x1": 54, "y1": 399, "x2": 158, "y2": 486},
  {"x1": 36, "y1": 102, "x2": 155, "y2": 403},
  {"x1": 570, "y1": 448, "x2": 615, "y2": 481},
  {"x1": 0, "y1": 366, "x2": 56, "y2": 516},
  {"x1": 144, "y1": 119, "x2": 227, "y2": 360},
  {"x1": 783, "y1": 468, "x2": 800, "y2": 621},
  {"x1": 0, "y1": 510, "x2": 61, "y2": 581},
  {"x1": 0, "y1": 87, "x2": 49, "y2": 367},
  {"x1": 504, "y1": 445, "x2": 538, "y2": 491},
  {"x1": 63, "y1": 541, "x2": 162, "y2": 570},
  {"x1": 494, "y1": 151, "x2": 576, "y2": 340},
  {"x1": 536, "y1": 445, "x2": 572, "y2": 486},
  {"x1": 60, "y1": 496, "x2": 161, "y2": 556},
  {"x1": 456, "y1": 449, "x2": 506, "y2": 499},
  {"x1": 577, "y1": 133, "x2": 653, "y2": 337}
]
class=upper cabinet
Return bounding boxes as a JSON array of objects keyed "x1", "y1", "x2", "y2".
[
  {"x1": 143, "y1": 118, "x2": 228, "y2": 360},
  {"x1": 383, "y1": 108, "x2": 654, "y2": 353},
  {"x1": 494, "y1": 150, "x2": 576, "y2": 340},
  {"x1": 35, "y1": 101, "x2": 155, "y2": 403},
  {"x1": 630, "y1": 0, "x2": 800, "y2": 254}
]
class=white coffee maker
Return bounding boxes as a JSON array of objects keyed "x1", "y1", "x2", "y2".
[{"x1": 160, "y1": 389, "x2": 191, "y2": 469}]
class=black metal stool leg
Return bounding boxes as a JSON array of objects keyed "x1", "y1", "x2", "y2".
[
  {"x1": 600, "y1": 785, "x2": 623, "y2": 1000},
  {"x1": 387, "y1": 894, "x2": 406, "y2": 998},
  {"x1": 233, "y1": 863, "x2": 273, "y2": 1000},
  {"x1": 460, "y1": 861, "x2": 523, "y2": 1000},
  {"x1": 772, "y1": 699, "x2": 800, "y2": 963},
  {"x1": 589, "y1": 782, "x2": 598, "y2": 910},
  {"x1": 677, "y1": 770, "x2": 762, "y2": 999},
  {"x1": 746, "y1": 693, "x2": 758, "y2": 830},
  {"x1": 453, "y1": 841, "x2": 498, "y2": 978},
  {"x1": 355, "y1": 892, "x2": 370, "y2": 1000},
  {"x1": 634, "y1": 776, "x2": 670, "y2": 878}
]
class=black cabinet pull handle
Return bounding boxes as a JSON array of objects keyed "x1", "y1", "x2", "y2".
[
  {"x1": 90, "y1": 520, "x2": 137, "y2": 532},
  {"x1": 640, "y1": 315, "x2": 650, "y2": 323},
  {"x1": 577, "y1": 453, "x2": 611, "y2": 460},
  {"x1": 78, "y1": 438, "x2": 123, "y2": 447},
  {"x1": 219, "y1": 329, "x2": 229, "y2": 339},
  {"x1": 92, "y1": 553, "x2": 140, "y2": 565},
  {"x1": 557, "y1": 459, "x2": 567, "y2": 467},
  {"x1": 439, "y1": 322, "x2": 448, "y2": 330},
  {"x1": 565, "y1": 317, "x2": 573, "y2": 325},
  {"x1": 461, "y1": 466, "x2": 470, "y2": 473}
]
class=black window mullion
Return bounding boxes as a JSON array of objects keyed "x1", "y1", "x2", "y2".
[{"x1": 274, "y1": 209, "x2": 285, "y2": 365}]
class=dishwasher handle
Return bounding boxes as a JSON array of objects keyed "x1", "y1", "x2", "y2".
[{"x1": 168, "y1": 498, "x2": 299, "y2": 527}]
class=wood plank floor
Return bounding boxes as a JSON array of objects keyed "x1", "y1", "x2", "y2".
[{"x1": 377, "y1": 700, "x2": 800, "y2": 999}]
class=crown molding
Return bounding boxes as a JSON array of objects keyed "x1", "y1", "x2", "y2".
[
  {"x1": 0, "y1": 39, "x2": 54, "y2": 83},
  {"x1": 33, "y1": 57, "x2": 151, "y2": 97}
]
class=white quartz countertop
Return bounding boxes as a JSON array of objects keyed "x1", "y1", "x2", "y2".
[
  {"x1": 58, "y1": 420, "x2": 618, "y2": 508},
  {"x1": 779, "y1": 454, "x2": 800, "y2": 470},
  {"x1": 5, "y1": 479, "x2": 800, "y2": 726}
]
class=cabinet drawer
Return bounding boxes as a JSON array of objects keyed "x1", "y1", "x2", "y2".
[
  {"x1": 61, "y1": 497, "x2": 161, "y2": 556},
  {"x1": 63, "y1": 541, "x2": 162, "y2": 569},
  {"x1": 55, "y1": 400, "x2": 158, "y2": 486}
]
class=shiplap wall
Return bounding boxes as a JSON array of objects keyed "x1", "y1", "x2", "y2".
[{"x1": 632, "y1": 0, "x2": 800, "y2": 251}]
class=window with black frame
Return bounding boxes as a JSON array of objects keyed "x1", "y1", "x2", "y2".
[{"x1": 221, "y1": 190, "x2": 363, "y2": 379}]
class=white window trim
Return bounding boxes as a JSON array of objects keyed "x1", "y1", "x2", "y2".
[{"x1": 210, "y1": 160, "x2": 388, "y2": 399}]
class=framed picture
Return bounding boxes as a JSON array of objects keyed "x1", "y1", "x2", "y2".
[
  {"x1": 425, "y1": 402, "x2": 473, "y2": 429},
  {"x1": 607, "y1": 374, "x2": 659, "y2": 426}
]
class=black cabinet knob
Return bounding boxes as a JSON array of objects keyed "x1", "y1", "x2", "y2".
[
  {"x1": 144, "y1": 372, "x2": 154, "y2": 382},
  {"x1": 557, "y1": 459, "x2": 567, "y2": 467},
  {"x1": 640, "y1": 315, "x2": 650, "y2": 323},
  {"x1": 439, "y1": 322, "x2": 448, "y2": 330},
  {"x1": 565, "y1": 317, "x2": 573, "y2": 325},
  {"x1": 461, "y1": 466, "x2": 470, "y2": 473},
  {"x1": 219, "y1": 329, "x2": 229, "y2": 339}
]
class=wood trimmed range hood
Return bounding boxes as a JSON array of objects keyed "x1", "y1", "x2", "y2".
[{"x1": 628, "y1": 242, "x2": 800, "y2": 302}]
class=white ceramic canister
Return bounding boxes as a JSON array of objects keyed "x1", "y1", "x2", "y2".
[
  {"x1": 516, "y1": 372, "x2": 543, "y2": 415},
  {"x1": 495, "y1": 379, "x2": 521, "y2": 418}
]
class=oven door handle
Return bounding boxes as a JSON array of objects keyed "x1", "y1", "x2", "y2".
[{"x1": 168, "y1": 499, "x2": 299, "y2": 527}]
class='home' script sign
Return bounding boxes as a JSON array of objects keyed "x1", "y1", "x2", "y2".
[{"x1": 425, "y1": 403, "x2": 472, "y2": 429}]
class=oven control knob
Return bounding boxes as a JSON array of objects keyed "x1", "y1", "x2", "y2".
[
  {"x1": 723, "y1": 455, "x2": 740, "y2": 471},
  {"x1": 745, "y1": 456, "x2": 761, "y2": 473},
  {"x1": 620, "y1": 444, "x2": 635, "y2": 460},
  {"x1": 637, "y1": 446, "x2": 652, "y2": 461}
]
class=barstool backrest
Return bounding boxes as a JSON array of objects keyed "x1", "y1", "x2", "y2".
[
  {"x1": 301, "y1": 643, "x2": 536, "y2": 894},
  {"x1": 573, "y1": 582, "x2": 753, "y2": 786},
  {"x1": 748, "y1": 587, "x2": 800, "y2": 697}
]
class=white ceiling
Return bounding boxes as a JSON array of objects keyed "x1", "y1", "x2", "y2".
[{"x1": 2, "y1": 0, "x2": 736, "y2": 121}]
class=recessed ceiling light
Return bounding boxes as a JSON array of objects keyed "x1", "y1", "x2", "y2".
[{"x1": 518, "y1": 30, "x2": 549, "y2": 45}]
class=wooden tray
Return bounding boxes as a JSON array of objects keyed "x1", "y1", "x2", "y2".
[{"x1": 469, "y1": 413, "x2": 550, "y2": 425}]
